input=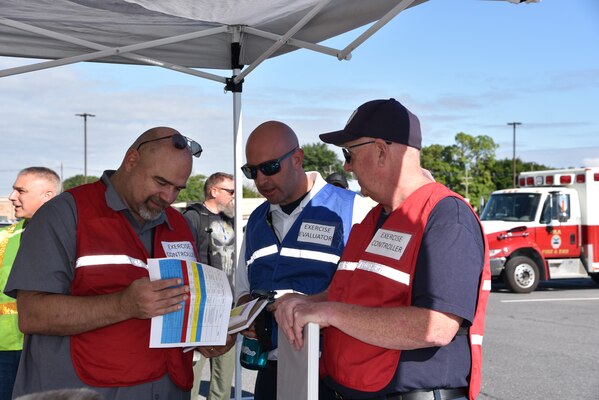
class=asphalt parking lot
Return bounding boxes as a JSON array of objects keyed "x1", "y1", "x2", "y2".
[
  {"x1": 196, "y1": 277, "x2": 599, "y2": 400},
  {"x1": 480, "y1": 278, "x2": 599, "y2": 399}
]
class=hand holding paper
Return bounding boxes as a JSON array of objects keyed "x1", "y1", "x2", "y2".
[
  {"x1": 148, "y1": 258, "x2": 232, "y2": 348},
  {"x1": 228, "y1": 298, "x2": 269, "y2": 334},
  {"x1": 120, "y1": 277, "x2": 189, "y2": 319}
]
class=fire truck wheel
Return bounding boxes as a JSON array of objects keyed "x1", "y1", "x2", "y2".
[
  {"x1": 504, "y1": 256, "x2": 539, "y2": 293},
  {"x1": 590, "y1": 273, "x2": 599, "y2": 285}
]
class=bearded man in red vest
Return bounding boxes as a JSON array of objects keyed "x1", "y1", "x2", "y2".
[
  {"x1": 274, "y1": 99, "x2": 491, "y2": 400},
  {"x1": 5, "y1": 127, "x2": 204, "y2": 400}
]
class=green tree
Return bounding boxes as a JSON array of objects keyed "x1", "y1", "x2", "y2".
[
  {"x1": 176, "y1": 174, "x2": 206, "y2": 203},
  {"x1": 302, "y1": 143, "x2": 349, "y2": 180},
  {"x1": 491, "y1": 158, "x2": 554, "y2": 190},
  {"x1": 454, "y1": 132, "x2": 498, "y2": 206},
  {"x1": 62, "y1": 174, "x2": 100, "y2": 190},
  {"x1": 422, "y1": 132, "x2": 556, "y2": 211},
  {"x1": 243, "y1": 185, "x2": 262, "y2": 198},
  {"x1": 421, "y1": 143, "x2": 460, "y2": 189},
  {"x1": 422, "y1": 132, "x2": 498, "y2": 208}
]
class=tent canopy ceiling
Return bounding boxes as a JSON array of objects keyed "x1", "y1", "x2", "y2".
[
  {"x1": 0, "y1": 0, "x2": 537, "y2": 84},
  {"x1": 0, "y1": 0, "x2": 429, "y2": 82}
]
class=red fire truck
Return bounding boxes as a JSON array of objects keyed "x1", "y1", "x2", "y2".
[{"x1": 480, "y1": 167, "x2": 599, "y2": 293}]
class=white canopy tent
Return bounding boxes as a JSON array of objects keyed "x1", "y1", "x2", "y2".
[
  {"x1": 0, "y1": 0, "x2": 537, "y2": 398},
  {"x1": 0, "y1": 0, "x2": 432, "y2": 266},
  {"x1": 0, "y1": 0, "x2": 537, "y2": 245}
]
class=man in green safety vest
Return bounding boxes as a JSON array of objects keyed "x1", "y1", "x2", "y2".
[{"x1": 1, "y1": 167, "x2": 61, "y2": 400}]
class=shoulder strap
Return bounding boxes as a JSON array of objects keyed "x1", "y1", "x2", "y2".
[{"x1": 184, "y1": 203, "x2": 212, "y2": 264}]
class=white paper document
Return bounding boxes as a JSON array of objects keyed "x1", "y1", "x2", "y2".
[{"x1": 147, "y1": 258, "x2": 232, "y2": 348}]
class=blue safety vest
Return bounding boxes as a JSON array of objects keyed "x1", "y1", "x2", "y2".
[{"x1": 244, "y1": 184, "x2": 357, "y2": 347}]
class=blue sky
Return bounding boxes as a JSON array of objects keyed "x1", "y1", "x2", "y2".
[{"x1": 1, "y1": 0, "x2": 598, "y2": 194}]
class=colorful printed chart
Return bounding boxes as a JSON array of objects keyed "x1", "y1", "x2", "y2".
[{"x1": 148, "y1": 258, "x2": 232, "y2": 347}]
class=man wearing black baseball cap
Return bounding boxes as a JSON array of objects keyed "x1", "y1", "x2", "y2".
[
  {"x1": 275, "y1": 99, "x2": 491, "y2": 400},
  {"x1": 320, "y1": 98, "x2": 422, "y2": 149},
  {"x1": 324, "y1": 172, "x2": 349, "y2": 190}
]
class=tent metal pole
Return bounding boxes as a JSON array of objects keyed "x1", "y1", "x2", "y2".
[
  {"x1": 0, "y1": 17, "x2": 227, "y2": 82},
  {"x1": 234, "y1": 0, "x2": 332, "y2": 84},
  {"x1": 232, "y1": 87, "x2": 244, "y2": 400},
  {"x1": 338, "y1": 0, "x2": 417, "y2": 60},
  {"x1": 243, "y1": 27, "x2": 351, "y2": 61},
  {"x1": 229, "y1": 25, "x2": 246, "y2": 400}
]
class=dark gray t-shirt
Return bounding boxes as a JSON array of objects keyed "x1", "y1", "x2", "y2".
[
  {"x1": 183, "y1": 202, "x2": 235, "y2": 289},
  {"x1": 5, "y1": 172, "x2": 194, "y2": 400}
]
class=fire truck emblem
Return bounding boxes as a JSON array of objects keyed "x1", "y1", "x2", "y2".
[{"x1": 551, "y1": 234, "x2": 561, "y2": 249}]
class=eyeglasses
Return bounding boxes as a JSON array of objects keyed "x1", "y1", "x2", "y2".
[
  {"x1": 136, "y1": 133, "x2": 203, "y2": 158},
  {"x1": 217, "y1": 187, "x2": 235, "y2": 195},
  {"x1": 241, "y1": 146, "x2": 298, "y2": 179},
  {"x1": 341, "y1": 140, "x2": 391, "y2": 164}
]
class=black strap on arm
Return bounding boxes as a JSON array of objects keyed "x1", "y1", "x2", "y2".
[
  {"x1": 456, "y1": 326, "x2": 469, "y2": 336},
  {"x1": 184, "y1": 203, "x2": 212, "y2": 265}
]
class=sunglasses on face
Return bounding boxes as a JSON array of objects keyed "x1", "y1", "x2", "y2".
[
  {"x1": 136, "y1": 133, "x2": 203, "y2": 158},
  {"x1": 341, "y1": 140, "x2": 391, "y2": 164},
  {"x1": 241, "y1": 146, "x2": 298, "y2": 180},
  {"x1": 217, "y1": 187, "x2": 235, "y2": 195}
]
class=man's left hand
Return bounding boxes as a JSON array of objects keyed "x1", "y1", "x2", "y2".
[{"x1": 197, "y1": 333, "x2": 237, "y2": 358}]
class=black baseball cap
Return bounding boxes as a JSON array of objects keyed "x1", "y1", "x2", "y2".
[
  {"x1": 325, "y1": 172, "x2": 349, "y2": 189},
  {"x1": 319, "y1": 98, "x2": 422, "y2": 149}
]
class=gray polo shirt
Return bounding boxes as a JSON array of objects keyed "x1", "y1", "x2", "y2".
[{"x1": 5, "y1": 171, "x2": 195, "y2": 400}]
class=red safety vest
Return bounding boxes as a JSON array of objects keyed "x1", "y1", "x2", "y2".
[
  {"x1": 321, "y1": 183, "x2": 490, "y2": 399},
  {"x1": 69, "y1": 181, "x2": 197, "y2": 389}
]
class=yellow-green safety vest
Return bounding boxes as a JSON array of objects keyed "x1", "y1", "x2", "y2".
[{"x1": 0, "y1": 220, "x2": 25, "y2": 351}]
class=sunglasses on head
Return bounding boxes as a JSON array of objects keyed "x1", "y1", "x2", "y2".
[
  {"x1": 241, "y1": 146, "x2": 298, "y2": 180},
  {"x1": 136, "y1": 133, "x2": 203, "y2": 158},
  {"x1": 341, "y1": 140, "x2": 391, "y2": 164}
]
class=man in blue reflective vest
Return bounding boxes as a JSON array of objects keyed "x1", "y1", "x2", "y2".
[{"x1": 233, "y1": 121, "x2": 371, "y2": 400}]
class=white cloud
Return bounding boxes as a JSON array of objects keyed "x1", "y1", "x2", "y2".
[{"x1": 582, "y1": 157, "x2": 599, "y2": 167}]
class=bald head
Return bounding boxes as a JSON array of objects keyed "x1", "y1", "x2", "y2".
[
  {"x1": 245, "y1": 121, "x2": 308, "y2": 205},
  {"x1": 246, "y1": 121, "x2": 299, "y2": 157},
  {"x1": 111, "y1": 126, "x2": 193, "y2": 224}
]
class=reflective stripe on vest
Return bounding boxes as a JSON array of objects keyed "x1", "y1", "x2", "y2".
[
  {"x1": 0, "y1": 302, "x2": 17, "y2": 315},
  {"x1": 471, "y1": 334, "x2": 484, "y2": 346},
  {"x1": 247, "y1": 244, "x2": 278, "y2": 266},
  {"x1": 76, "y1": 255, "x2": 147, "y2": 269},
  {"x1": 337, "y1": 261, "x2": 410, "y2": 286},
  {"x1": 337, "y1": 261, "x2": 358, "y2": 271},
  {"x1": 248, "y1": 245, "x2": 340, "y2": 266},
  {"x1": 482, "y1": 279, "x2": 492, "y2": 292},
  {"x1": 280, "y1": 247, "x2": 340, "y2": 264},
  {"x1": 356, "y1": 260, "x2": 410, "y2": 286}
]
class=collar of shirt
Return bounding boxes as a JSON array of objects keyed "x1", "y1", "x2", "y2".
[
  {"x1": 267, "y1": 171, "x2": 326, "y2": 240},
  {"x1": 268, "y1": 171, "x2": 326, "y2": 217}
]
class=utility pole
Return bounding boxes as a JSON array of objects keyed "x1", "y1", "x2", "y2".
[
  {"x1": 461, "y1": 163, "x2": 473, "y2": 202},
  {"x1": 507, "y1": 122, "x2": 522, "y2": 188},
  {"x1": 76, "y1": 113, "x2": 95, "y2": 183}
]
